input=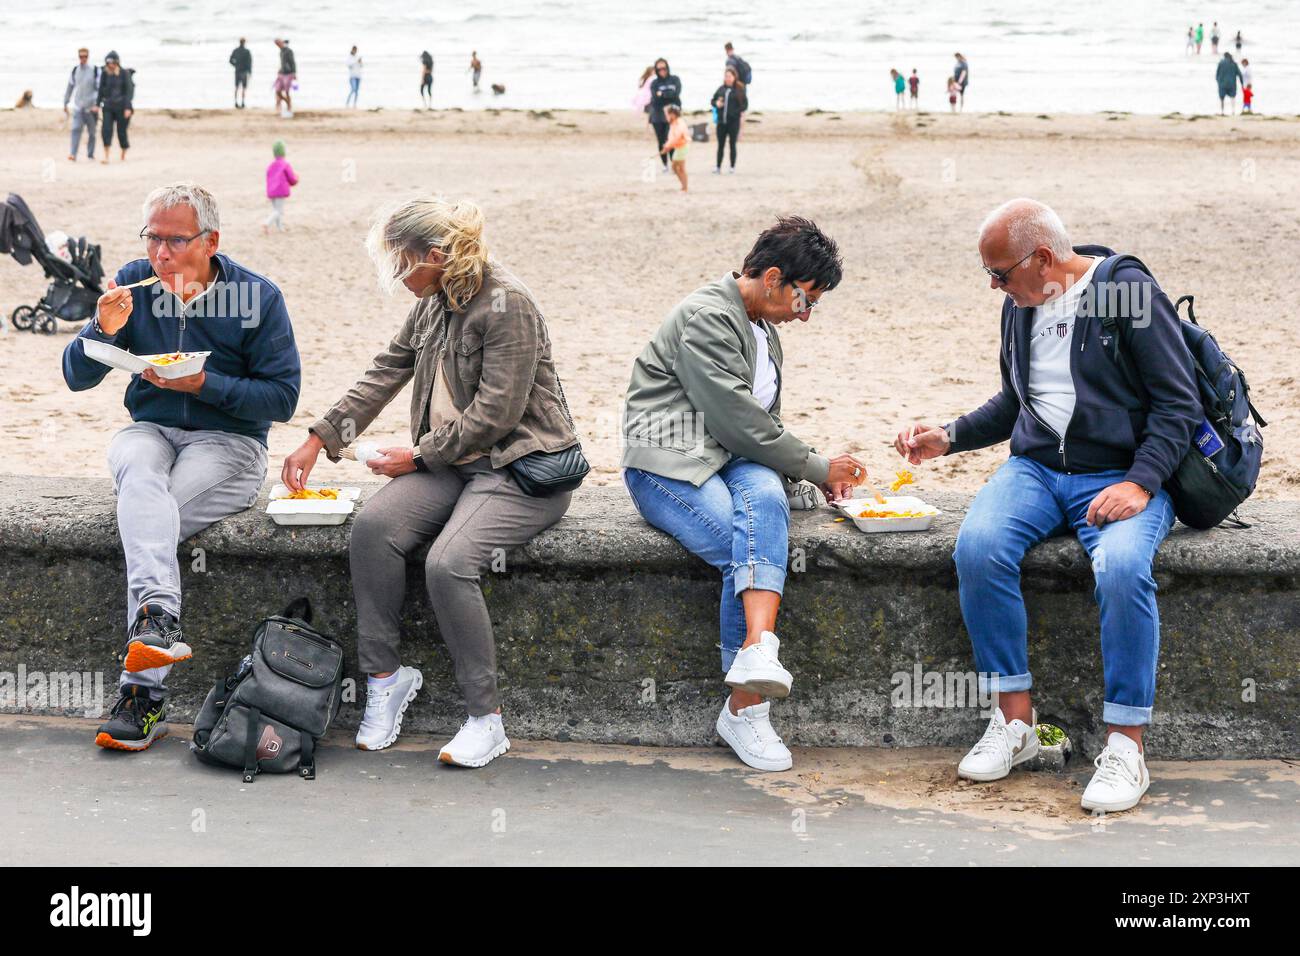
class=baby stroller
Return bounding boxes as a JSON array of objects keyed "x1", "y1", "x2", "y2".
[{"x1": 1, "y1": 193, "x2": 104, "y2": 334}]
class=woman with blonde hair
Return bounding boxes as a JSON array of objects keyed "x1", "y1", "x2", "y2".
[{"x1": 281, "y1": 196, "x2": 585, "y2": 768}]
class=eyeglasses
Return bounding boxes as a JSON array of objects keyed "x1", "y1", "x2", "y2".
[
  {"x1": 982, "y1": 248, "x2": 1037, "y2": 285},
  {"x1": 140, "y1": 229, "x2": 208, "y2": 253}
]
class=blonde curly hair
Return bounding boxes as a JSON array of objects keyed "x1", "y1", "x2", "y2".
[{"x1": 367, "y1": 196, "x2": 488, "y2": 310}]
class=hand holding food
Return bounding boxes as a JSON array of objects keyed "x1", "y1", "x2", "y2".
[
  {"x1": 820, "y1": 454, "x2": 868, "y2": 503},
  {"x1": 367, "y1": 446, "x2": 418, "y2": 479},
  {"x1": 141, "y1": 365, "x2": 205, "y2": 394},
  {"x1": 894, "y1": 423, "x2": 951, "y2": 465},
  {"x1": 95, "y1": 277, "x2": 134, "y2": 335},
  {"x1": 281, "y1": 433, "x2": 325, "y2": 492}
]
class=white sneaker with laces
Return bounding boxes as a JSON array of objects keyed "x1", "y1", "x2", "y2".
[
  {"x1": 724, "y1": 631, "x2": 793, "y2": 698},
  {"x1": 438, "y1": 713, "x2": 510, "y2": 768},
  {"x1": 957, "y1": 707, "x2": 1039, "y2": 781},
  {"x1": 1081, "y1": 732, "x2": 1150, "y2": 813},
  {"x1": 355, "y1": 666, "x2": 423, "y2": 751},
  {"x1": 716, "y1": 699, "x2": 792, "y2": 771}
]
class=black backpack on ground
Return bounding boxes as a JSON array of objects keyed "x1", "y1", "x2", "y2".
[
  {"x1": 190, "y1": 598, "x2": 344, "y2": 782},
  {"x1": 1093, "y1": 254, "x2": 1266, "y2": 530}
]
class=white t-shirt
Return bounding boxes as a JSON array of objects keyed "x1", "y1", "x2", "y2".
[
  {"x1": 749, "y1": 319, "x2": 778, "y2": 411},
  {"x1": 1026, "y1": 256, "x2": 1101, "y2": 437},
  {"x1": 347, "y1": 54, "x2": 363, "y2": 78}
]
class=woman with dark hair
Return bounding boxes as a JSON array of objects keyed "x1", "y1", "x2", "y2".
[
  {"x1": 620, "y1": 217, "x2": 867, "y2": 772},
  {"x1": 648, "y1": 58, "x2": 681, "y2": 170},
  {"x1": 98, "y1": 51, "x2": 134, "y2": 164},
  {"x1": 711, "y1": 66, "x2": 747, "y2": 174}
]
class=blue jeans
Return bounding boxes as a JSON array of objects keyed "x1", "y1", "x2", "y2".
[
  {"x1": 347, "y1": 76, "x2": 361, "y2": 106},
  {"x1": 953, "y1": 456, "x2": 1176, "y2": 726},
  {"x1": 623, "y1": 459, "x2": 789, "y2": 673}
]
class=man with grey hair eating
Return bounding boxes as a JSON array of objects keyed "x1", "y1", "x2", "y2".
[
  {"x1": 894, "y1": 198, "x2": 1200, "y2": 814},
  {"x1": 62, "y1": 182, "x2": 301, "y2": 753}
]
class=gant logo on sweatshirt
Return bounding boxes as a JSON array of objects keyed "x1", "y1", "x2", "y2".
[{"x1": 49, "y1": 886, "x2": 151, "y2": 936}]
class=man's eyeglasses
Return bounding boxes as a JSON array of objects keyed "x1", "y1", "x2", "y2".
[
  {"x1": 140, "y1": 229, "x2": 208, "y2": 253},
  {"x1": 982, "y1": 248, "x2": 1036, "y2": 285}
]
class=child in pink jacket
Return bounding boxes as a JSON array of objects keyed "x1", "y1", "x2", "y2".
[{"x1": 264, "y1": 141, "x2": 299, "y2": 233}]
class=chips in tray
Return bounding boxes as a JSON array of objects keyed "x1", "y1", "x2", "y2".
[
  {"x1": 147, "y1": 352, "x2": 199, "y2": 367},
  {"x1": 285, "y1": 488, "x2": 341, "y2": 500}
]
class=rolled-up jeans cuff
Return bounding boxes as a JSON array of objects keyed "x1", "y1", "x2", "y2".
[
  {"x1": 978, "y1": 671, "x2": 1031, "y2": 695},
  {"x1": 732, "y1": 560, "x2": 785, "y2": 597},
  {"x1": 1103, "y1": 700, "x2": 1152, "y2": 727}
]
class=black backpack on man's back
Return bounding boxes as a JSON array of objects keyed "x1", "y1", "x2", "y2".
[
  {"x1": 1093, "y1": 254, "x2": 1266, "y2": 530},
  {"x1": 190, "y1": 598, "x2": 344, "y2": 782}
]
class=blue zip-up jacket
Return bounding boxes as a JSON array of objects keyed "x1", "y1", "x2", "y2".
[
  {"x1": 62, "y1": 253, "x2": 301, "y2": 445},
  {"x1": 944, "y1": 245, "x2": 1200, "y2": 492}
]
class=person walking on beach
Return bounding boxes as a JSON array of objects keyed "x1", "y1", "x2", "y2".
[
  {"x1": 274, "y1": 39, "x2": 296, "y2": 118},
  {"x1": 346, "y1": 45, "x2": 363, "y2": 107},
  {"x1": 1195, "y1": 23, "x2": 1204, "y2": 54},
  {"x1": 264, "y1": 141, "x2": 299, "y2": 233},
  {"x1": 1211, "y1": 22, "x2": 1220, "y2": 55},
  {"x1": 63, "y1": 182, "x2": 301, "y2": 752},
  {"x1": 621, "y1": 216, "x2": 865, "y2": 772},
  {"x1": 281, "y1": 197, "x2": 583, "y2": 769},
  {"x1": 229, "y1": 38, "x2": 251, "y2": 109},
  {"x1": 947, "y1": 75, "x2": 959, "y2": 112},
  {"x1": 1184, "y1": 27, "x2": 1195, "y2": 55},
  {"x1": 1217, "y1": 51, "x2": 1243, "y2": 115},
  {"x1": 97, "y1": 51, "x2": 133, "y2": 164},
  {"x1": 895, "y1": 198, "x2": 1200, "y2": 814},
  {"x1": 953, "y1": 52, "x2": 969, "y2": 111},
  {"x1": 420, "y1": 50, "x2": 434, "y2": 108},
  {"x1": 908, "y1": 68, "x2": 919, "y2": 108},
  {"x1": 1241, "y1": 58, "x2": 1254, "y2": 113},
  {"x1": 633, "y1": 64, "x2": 654, "y2": 113},
  {"x1": 64, "y1": 47, "x2": 99, "y2": 162},
  {"x1": 1234, "y1": 31, "x2": 1243, "y2": 54},
  {"x1": 661, "y1": 104, "x2": 690, "y2": 192},
  {"x1": 712, "y1": 65, "x2": 746, "y2": 174},
  {"x1": 469, "y1": 51, "x2": 482, "y2": 90},
  {"x1": 724, "y1": 42, "x2": 752, "y2": 85},
  {"x1": 648, "y1": 58, "x2": 681, "y2": 171}
]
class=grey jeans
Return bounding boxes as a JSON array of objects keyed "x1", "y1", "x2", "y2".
[
  {"x1": 70, "y1": 108, "x2": 97, "y2": 158},
  {"x1": 107, "y1": 422, "x2": 267, "y2": 692},
  {"x1": 349, "y1": 458, "x2": 572, "y2": 715}
]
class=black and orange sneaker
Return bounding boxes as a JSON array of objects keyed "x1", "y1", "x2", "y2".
[
  {"x1": 121, "y1": 604, "x2": 192, "y2": 673},
  {"x1": 95, "y1": 685, "x2": 168, "y2": 751}
]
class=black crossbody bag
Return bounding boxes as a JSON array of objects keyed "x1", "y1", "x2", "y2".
[{"x1": 506, "y1": 374, "x2": 590, "y2": 497}]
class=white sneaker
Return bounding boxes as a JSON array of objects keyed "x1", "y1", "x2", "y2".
[
  {"x1": 716, "y1": 699, "x2": 792, "y2": 771},
  {"x1": 438, "y1": 713, "x2": 510, "y2": 768},
  {"x1": 957, "y1": 707, "x2": 1039, "y2": 782},
  {"x1": 355, "y1": 666, "x2": 423, "y2": 751},
  {"x1": 1081, "y1": 732, "x2": 1150, "y2": 813},
  {"x1": 724, "y1": 631, "x2": 792, "y2": 698}
]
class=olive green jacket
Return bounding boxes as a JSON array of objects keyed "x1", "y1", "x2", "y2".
[
  {"x1": 621, "y1": 272, "x2": 830, "y2": 486},
  {"x1": 310, "y1": 261, "x2": 579, "y2": 468}
]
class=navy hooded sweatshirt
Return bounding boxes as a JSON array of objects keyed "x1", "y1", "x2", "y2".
[{"x1": 944, "y1": 244, "x2": 1201, "y2": 493}]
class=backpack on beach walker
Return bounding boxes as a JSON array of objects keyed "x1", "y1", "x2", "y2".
[{"x1": 190, "y1": 598, "x2": 344, "y2": 782}]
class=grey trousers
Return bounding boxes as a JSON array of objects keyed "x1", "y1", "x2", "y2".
[
  {"x1": 107, "y1": 422, "x2": 267, "y2": 693},
  {"x1": 349, "y1": 458, "x2": 572, "y2": 716},
  {"x1": 70, "y1": 108, "x2": 97, "y2": 158}
]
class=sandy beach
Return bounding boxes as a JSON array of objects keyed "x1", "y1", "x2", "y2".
[{"x1": 2, "y1": 106, "x2": 1298, "y2": 497}]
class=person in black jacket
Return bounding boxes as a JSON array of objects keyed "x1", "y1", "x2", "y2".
[
  {"x1": 893, "y1": 198, "x2": 1200, "y2": 815},
  {"x1": 648, "y1": 58, "x2": 681, "y2": 169},
  {"x1": 229, "y1": 38, "x2": 252, "y2": 109},
  {"x1": 711, "y1": 66, "x2": 747, "y2": 174},
  {"x1": 97, "y1": 51, "x2": 134, "y2": 164}
]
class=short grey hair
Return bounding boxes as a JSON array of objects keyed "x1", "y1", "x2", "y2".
[
  {"x1": 978, "y1": 198, "x2": 1072, "y2": 260},
  {"x1": 142, "y1": 182, "x2": 221, "y2": 234}
]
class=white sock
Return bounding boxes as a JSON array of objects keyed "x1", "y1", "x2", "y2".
[{"x1": 369, "y1": 671, "x2": 400, "y2": 687}]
